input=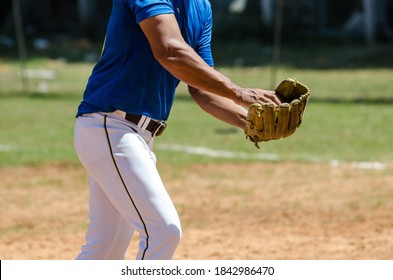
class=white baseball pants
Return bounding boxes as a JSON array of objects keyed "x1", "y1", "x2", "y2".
[{"x1": 74, "y1": 112, "x2": 181, "y2": 260}]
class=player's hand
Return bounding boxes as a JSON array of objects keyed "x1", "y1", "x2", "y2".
[{"x1": 237, "y1": 88, "x2": 282, "y2": 107}]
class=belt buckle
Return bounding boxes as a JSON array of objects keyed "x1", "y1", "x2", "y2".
[{"x1": 152, "y1": 121, "x2": 167, "y2": 137}]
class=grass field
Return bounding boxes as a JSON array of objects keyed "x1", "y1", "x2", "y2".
[
  {"x1": 1, "y1": 43, "x2": 393, "y2": 167},
  {"x1": 1, "y1": 42, "x2": 393, "y2": 260}
]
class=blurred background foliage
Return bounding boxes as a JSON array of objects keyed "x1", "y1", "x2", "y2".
[{"x1": 1, "y1": 0, "x2": 393, "y2": 63}]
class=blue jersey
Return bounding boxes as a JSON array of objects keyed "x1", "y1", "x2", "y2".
[{"x1": 76, "y1": 0, "x2": 214, "y2": 121}]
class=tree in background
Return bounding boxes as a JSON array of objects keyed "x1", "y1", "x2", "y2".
[
  {"x1": 0, "y1": 0, "x2": 392, "y2": 46},
  {"x1": 0, "y1": 0, "x2": 109, "y2": 41}
]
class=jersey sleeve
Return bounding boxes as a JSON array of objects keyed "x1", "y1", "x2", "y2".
[
  {"x1": 195, "y1": 4, "x2": 214, "y2": 67},
  {"x1": 128, "y1": 0, "x2": 174, "y2": 23}
]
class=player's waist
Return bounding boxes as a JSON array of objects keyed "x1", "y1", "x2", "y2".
[{"x1": 112, "y1": 110, "x2": 167, "y2": 137}]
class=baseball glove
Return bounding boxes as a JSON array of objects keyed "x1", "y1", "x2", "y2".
[{"x1": 244, "y1": 77, "x2": 310, "y2": 148}]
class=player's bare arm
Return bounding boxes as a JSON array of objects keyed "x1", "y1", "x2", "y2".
[
  {"x1": 139, "y1": 14, "x2": 281, "y2": 107},
  {"x1": 188, "y1": 85, "x2": 247, "y2": 129}
]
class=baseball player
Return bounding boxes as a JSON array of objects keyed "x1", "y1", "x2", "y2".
[{"x1": 74, "y1": 0, "x2": 281, "y2": 260}]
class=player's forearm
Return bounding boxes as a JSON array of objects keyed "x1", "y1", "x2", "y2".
[
  {"x1": 156, "y1": 41, "x2": 243, "y2": 104},
  {"x1": 160, "y1": 46, "x2": 281, "y2": 107},
  {"x1": 188, "y1": 86, "x2": 247, "y2": 129}
]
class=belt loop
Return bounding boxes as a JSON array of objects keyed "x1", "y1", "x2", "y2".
[
  {"x1": 152, "y1": 122, "x2": 167, "y2": 137},
  {"x1": 138, "y1": 115, "x2": 149, "y2": 130}
]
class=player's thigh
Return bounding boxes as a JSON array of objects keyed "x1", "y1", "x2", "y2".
[
  {"x1": 75, "y1": 113, "x2": 179, "y2": 230},
  {"x1": 90, "y1": 130, "x2": 179, "y2": 231}
]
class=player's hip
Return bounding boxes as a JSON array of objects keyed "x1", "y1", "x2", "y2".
[{"x1": 74, "y1": 112, "x2": 156, "y2": 164}]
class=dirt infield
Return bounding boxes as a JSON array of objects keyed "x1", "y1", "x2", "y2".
[{"x1": 1, "y1": 161, "x2": 393, "y2": 260}]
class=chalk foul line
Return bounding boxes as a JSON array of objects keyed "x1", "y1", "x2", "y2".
[{"x1": 156, "y1": 144, "x2": 387, "y2": 170}]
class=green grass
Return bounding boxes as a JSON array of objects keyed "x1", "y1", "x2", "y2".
[
  {"x1": 0, "y1": 59, "x2": 88, "y2": 167},
  {"x1": 156, "y1": 89, "x2": 393, "y2": 165},
  {"x1": 1, "y1": 44, "x2": 392, "y2": 168},
  {"x1": 0, "y1": 94, "x2": 80, "y2": 166}
]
